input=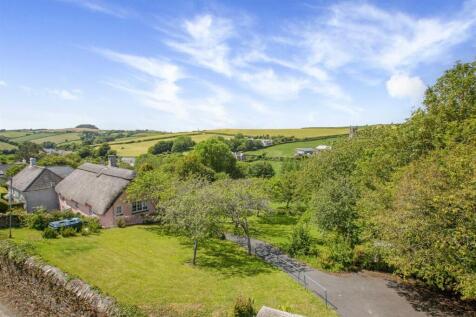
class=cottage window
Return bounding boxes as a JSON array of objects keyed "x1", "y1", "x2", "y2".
[
  {"x1": 115, "y1": 206, "x2": 123, "y2": 216},
  {"x1": 131, "y1": 201, "x2": 148, "y2": 213}
]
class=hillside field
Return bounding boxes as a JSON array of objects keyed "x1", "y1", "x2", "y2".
[
  {"x1": 110, "y1": 133, "x2": 231, "y2": 156},
  {"x1": 31, "y1": 132, "x2": 81, "y2": 145},
  {"x1": 1, "y1": 227, "x2": 334, "y2": 317},
  {"x1": 246, "y1": 136, "x2": 343, "y2": 158},
  {"x1": 0, "y1": 141, "x2": 17, "y2": 151},
  {"x1": 0, "y1": 131, "x2": 30, "y2": 138},
  {"x1": 207, "y1": 127, "x2": 349, "y2": 138}
]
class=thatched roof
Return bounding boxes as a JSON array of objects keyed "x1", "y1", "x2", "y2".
[
  {"x1": 11, "y1": 165, "x2": 74, "y2": 192},
  {"x1": 55, "y1": 163, "x2": 135, "y2": 215}
]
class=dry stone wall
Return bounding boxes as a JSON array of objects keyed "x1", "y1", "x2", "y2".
[{"x1": 0, "y1": 240, "x2": 122, "y2": 317}]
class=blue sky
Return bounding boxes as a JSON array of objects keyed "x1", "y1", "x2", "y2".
[{"x1": 0, "y1": 0, "x2": 475, "y2": 131}]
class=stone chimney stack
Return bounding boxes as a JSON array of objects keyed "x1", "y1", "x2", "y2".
[
  {"x1": 30, "y1": 157, "x2": 37, "y2": 167},
  {"x1": 108, "y1": 155, "x2": 117, "y2": 168}
]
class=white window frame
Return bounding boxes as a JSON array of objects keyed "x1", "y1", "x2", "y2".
[{"x1": 131, "y1": 201, "x2": 148, "y2": 214}]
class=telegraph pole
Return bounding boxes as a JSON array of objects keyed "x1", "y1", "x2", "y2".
[{"x1": 8, "y1": 177, "x2": 12, "y2": 238}]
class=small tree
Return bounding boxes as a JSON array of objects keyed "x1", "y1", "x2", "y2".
[
  {"x1": 172, "y1": 136, "x2": 195, "y2": 153},
  {"x1": 213, "y1": 179, "x2": 268, "y2": 255},
  {"x1": 161, "y1": 179, "x2": 221, "y2": 265},
  {"x1": 148, "y1": 140, "x2": 174, "y2": 155},
  {"x1": 269, "y1": 172, "x2": 298, "y2": 210}
]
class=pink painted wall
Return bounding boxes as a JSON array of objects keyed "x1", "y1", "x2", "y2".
[{"x1": 57, "y1": 192, "x2": 155, "y2": 228}]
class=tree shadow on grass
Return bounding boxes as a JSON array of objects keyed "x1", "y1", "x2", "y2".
[
  {"x1": 144, "y1": 226, "x2": 274, "y2": 278},
  {"x1": 192, "y1": 239, "x2": 275, "y2": 278},
  {"x1": 387, "y1": 280, "x2": 476, "y2": 317}
]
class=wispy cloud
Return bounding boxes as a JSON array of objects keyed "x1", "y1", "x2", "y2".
[
  {"x1": 96, "y1": 48, "x2": 235, "y2": 127},
  {"x1": 48, "y1": 89, "x2": 82, "y2": 100},
  {"x1": 0, "y1": 81, "x2": 6, "y2": 87},
  {"x1": 59, "y1": 0, "x2": 132, "y2": 18}
]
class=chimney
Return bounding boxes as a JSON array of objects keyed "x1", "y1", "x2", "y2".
[
  {"x1": 108, "y1": 155, "x2": 117, "y2": 168},
  {"x1": 30, "y1": 157, "x2": 37, "y2": 167}
]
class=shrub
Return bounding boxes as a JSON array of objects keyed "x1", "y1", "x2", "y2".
[
  {"x1": 116, "y1": 217, "x2": 126, "y2": 228},
  {"x1": 81, "y1": 227, "x2": 91, "y2": 236},
  {"x1": 26, "y1": 211, "x2": 53, "y2": 230},
  {"x1": 0, "y1": 200, "x2": 8, "y2": 213},
  {"x1": 83, "y1": 217, "x2": 101, "y2": 233},
  {"x1": 288, "y1": 224, "x2": 312, "y2": 257},
  {"x1": 233, "y1": 296, "x2": 256, "y2": 317},
  {"x1": 42, "y1": 227, "x2": 58, "y2": 239},
  {"x1": 60, "y1": 227, "x2": 77, "y2": 237}
]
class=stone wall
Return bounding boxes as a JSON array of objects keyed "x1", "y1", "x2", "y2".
[{"x1": 0, "y1": 240, "x2": 122, "y2": 317}]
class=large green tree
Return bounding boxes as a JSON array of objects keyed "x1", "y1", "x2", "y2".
[{"x1": 193, "y1": 138, "x2": 238, "y2": 176}]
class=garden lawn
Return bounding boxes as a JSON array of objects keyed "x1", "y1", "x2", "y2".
[
  {"x1": 0, "y1": 226, "x2": 335, "y2": 317},
  {"x1": 246, "y1": 136, "x2": 343, "y2": 158}
]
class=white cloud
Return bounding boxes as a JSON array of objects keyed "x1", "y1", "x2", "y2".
[
  {"x1": 60, "y1": 0, "x2": 131, "y2": 18},
  {"x1": 0, "y1": 81, "x2": 6, "y2": 87},
  {"x1": 294, "y1": 1, "x2": 476, "y2": 73},
  {"x1": 97, "y1": 49, "x2": 235, "y2": 127},
  {"x1": 48, "y1": 89, "x2": 82, "y2": 100},
  {"x1": 386, "y1": 73, "x2": 426, "y2": 102},
  {"x1": 93, "y1": 48, "x2": 183, "y2": 81},
  {"x1": 166, "y1": 15, "x2": 234, "y2": 76}
]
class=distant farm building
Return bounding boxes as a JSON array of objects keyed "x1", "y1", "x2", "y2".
[
  {"x1": 260, "y1": 139, "x2": 273, "y2": 147},
  {"x1": 295, "y1": 145, "x2": 332, "y2": 157}
]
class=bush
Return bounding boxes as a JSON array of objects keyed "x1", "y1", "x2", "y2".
[
  {"x1": 60, "y1": 227, "x2": 77, "y2": 237},
  {"x1": 0, "y1": 200, "x2": 8, "y2": 213},
  {"x1": 26, "y1": 211, "x2": 53, "y2": 230},
  {"x1": 116, "y1": 217, "x2": 126, "y2": 228},
  {"x1": 83, "y1": 217, "x2": 101, "y2": 233},
  {"x1": 233, "y1": 296, "x2": 256, "y2": 317},
  {"x1": 42, "y1": 227, "x2": 58, "y2": 239},
  {"x1": 288, "y1": 224, "x2": 312, "y2": 257}
]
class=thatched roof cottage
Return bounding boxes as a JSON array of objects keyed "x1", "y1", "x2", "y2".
[{"x1": 55, "y1": 157, "x2": 154, "y2": 228}]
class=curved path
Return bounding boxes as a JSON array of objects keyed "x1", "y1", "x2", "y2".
[{"x1": 226, "y1": 234, "x2": 472, "y2": 317}]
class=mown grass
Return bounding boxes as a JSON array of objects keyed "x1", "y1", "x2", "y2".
[
  {"x1": 246, "y1": 136, "x2": 343, "y2": 158},
  {"x1": 207, "y1": 127, "x2": 349, "y2": 138},
  {"x1": 0, "y1": 226, "x2": 335, "y2": 317}
]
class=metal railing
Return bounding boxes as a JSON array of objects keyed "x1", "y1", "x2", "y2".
[
  {"x1": 229, "y1": 234, "x2": 332, "y2": 309},
  {"x1": 253, "y1": 244, "x2": 330, "y2": 309}
]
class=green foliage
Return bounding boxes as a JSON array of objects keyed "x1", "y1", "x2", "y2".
[
  {"x1": 96, "y1": 143, "x2": 111, "y2": 157},
  {"x1": 148, "y1": 140, "x2": 174, "y2": 155},
  {"x1": 175, "y1": 154, "x2": 216, "y2": 181},
  {"x1": 116, "y1": 217, "x2": 126, "y2": 228},
  {"x1": 246, "y1": 161, "x2": 275, "y2": 178},
  {"x1": 193, "y1": 138, "x2": 238, "y2": 176},
  {"x1": 161, "y1": 178, "x2": 221, "y2": 264},
  {"x1": 38, "y1": 153, "x2": 81, "y2": 168},
  {"x1": 60, "y1": 227, "x2": 77, "y2": 237},
  {"x1": 82, "y1": 217, "x2": 101, "y2": 233},
  {"x1": 6, "y1": 164, "x2": 26, "y2": 177},
  {"x1": 171, "y1": 136, "x2": 195, "y2": 152},
  {"x1": 42, "y1": 227, "x2": 58, "y2": 239},
  {"x1": 288, "y1": 224, "x2": 312, "y2": 257},
  {"x1": 77, "y1": 145, "x2": 94, "y2": 158},
  {"x1": 233, "y1": 296, "x2": 256, "y2": 317},
  {"x1": 16, "y1": 141, "x2": 43, "y2": 161},
  {"x1": 269, "y1": 60, "x2": 476, "y2": 296}
]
